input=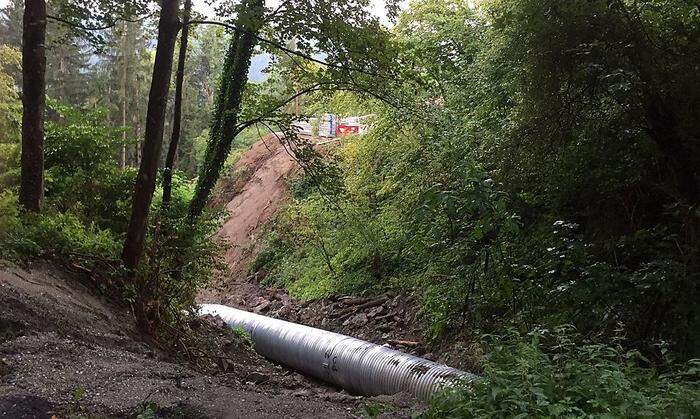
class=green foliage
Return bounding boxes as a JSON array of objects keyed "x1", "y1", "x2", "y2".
[
  {"x1": 304, "y1": 91, "x2": 376, "y2": 117},
  {"x1": 225, "y1": 125, "x2": 269, "y2": 169},
  {"x1": 231, "y1": 326, "x2": 254, "y2": 348},
  {"x1": 0, "y1": 87, "x2": 226, "y2": 339},
  {"x1": 0, "y1": 191, "x2": 121, "y2": 269},
  {"x1": 0, "y1": 165, "x2": 225, "y2": 346},
  {"x1": 0, "y1": 44, "x2": 20, "y2": 136},
  {"x1": 424, "y1": 328, "x2": 700, "y2": 418},
  {"x1": 0, "y1": 98, "x2": 135, "y2": 283},
  {"x1": 62, "y1": 386, "x2": 91, "y2": 418},
  {"x1": 189, "y1": 0, "x2": 267, "y2": 220},
  {"x1": 0, "y1": 44, "x2": 20, "y2": 189},
  {"x1": 132, "y1": 401, "x2": 160, "y2": 419},
  {"x1": 254, "y1": 0, "x2": 700, "y2": 357},
  {"x1": 357, "y1": 401, "x2": 396, "y2": 418},
  {"x1": 43, "y1": 99, "x2": 136, "y2": 232},
  {"x1": 128, "y1": 176, "x2": 227, "y2": 336}
]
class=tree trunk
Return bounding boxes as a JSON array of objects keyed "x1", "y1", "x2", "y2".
[
  {"x1": 19, "y1": 0, "x2": 46, "y2": 212},
  {"x1": 121, "y1": 22, "x2": 128, "y2": 169},
  {"x1": 121, "y1": 0, "x2": 181, "y2": 271},
  {"x1": 187, "y1": 0, "x2": 264, "y2": 220},
  {"x1": 162, "y1": 0, "x2": 191, "y2": 209},
  {"x1": 134, "y1": 76, "x2": 142, "y2": 166}
]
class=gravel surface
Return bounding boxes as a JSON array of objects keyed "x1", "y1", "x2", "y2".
[{"x1": 0, "y1": 262, "x2": 376, "y2": 418}]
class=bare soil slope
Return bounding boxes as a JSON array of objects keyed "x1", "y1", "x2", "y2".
[
  {"x1": 0, "y1": 262, "x2": 359, "y2": 418},
  {"x1": 201, "y1": 135, "x2": 302, "y2": 307}
]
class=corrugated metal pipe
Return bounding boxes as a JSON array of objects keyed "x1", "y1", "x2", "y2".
[{"x1": 199, "y1": 304, "x2": 478, "y2": 399}]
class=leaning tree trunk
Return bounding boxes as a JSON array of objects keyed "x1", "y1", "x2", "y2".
[
  {"x1": 19, "y1": 0, "x2": 46, "y2": 212},
  {"x1": 187, "y1": 0, "x2": 264, "y2": 221},
  {"x1": 162, "y1": 0, "x2": 192, "y2": 209},
  {"x1": 121, "y1": 0, "x2": 181, "y2": 272}
]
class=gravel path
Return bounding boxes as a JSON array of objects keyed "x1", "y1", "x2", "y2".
[{"x1": 0, "y1": 263, "x2": 358, "y2": 418}]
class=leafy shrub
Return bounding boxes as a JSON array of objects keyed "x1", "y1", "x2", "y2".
[
  {"x1": 0, "y1": 191, "x2": 121, "y2": 268},
  {"x1": 127, "y1": 177, "x2": 228, "y2": 337},
  {"x1": 0, "y1": 176, "x2": 226, "y2": 346},
  {"x1": 252, "y1": 0, "x2": 700, "y2": 358},
  {"x1": 0, "y1": 95, "x2": 226, "y2": 346},
  {"x1": 44, "y1": 99, "x2": 135, "y2": 233},
  {"x1": 424, "y1": 328, "x2": 700, "y2": 418},
  {"x1": 231, "y1": 326, "x2": 254, "y2": 348}
]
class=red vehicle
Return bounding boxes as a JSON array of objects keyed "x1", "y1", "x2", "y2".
[{"x1": 336, "y1": 124, "x2": 360, "y2": 135}]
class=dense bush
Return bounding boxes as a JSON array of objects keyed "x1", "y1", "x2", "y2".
[
  {"x1": 44, "y1": 100, "x2": 136, "y2": 233},
  {"x1": 129, "y1": 176, "x2": 228, "y2": 334},
  {"x1": 253, "y1": 0, "x2": 700, "y2": 357},
  {"x1": 0, "y1": 191, "x2": 121, "y2": 268},
  {"x1": 424, "y1": 329, "x2": 700, "y2": 418},
  {"x1": 0, "y1": 100, "x2": 135, "y2": 272}
]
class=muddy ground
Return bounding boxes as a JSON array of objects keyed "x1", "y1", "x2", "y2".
[{"x1": 0, "y1": 262, "x2": 419, "y2": 418}]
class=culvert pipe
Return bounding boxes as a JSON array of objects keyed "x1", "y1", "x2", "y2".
[{"x1": 199, "y1": 304, "x2": 477, "y2": 399}]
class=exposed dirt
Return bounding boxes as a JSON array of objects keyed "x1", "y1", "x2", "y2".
[
  {"x1": 221, "y1": 136, "x2": 312, "y2": 271},
  {"x1": 0, "y1": 262, "x2": 416, "y2": 418}
]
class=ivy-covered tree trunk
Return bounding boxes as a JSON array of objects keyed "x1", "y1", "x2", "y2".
[
  {"x1": 121, "y1": 0, "x2": 181, "y2": 271},
  {"x1": 19, "y1": 0, "x2": 46, "y2": 212},
  {"x1": 187, "y1": 0, "x2": 264, "y2": 221},
  {"x1": 162, "y1": 0, "x2": 192, "y2": 208}
]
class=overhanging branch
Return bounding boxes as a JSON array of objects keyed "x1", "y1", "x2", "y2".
[
  {"x1": 187, "y1": 19, "x2": 388, "y2": 79},
  {"x1": 47, "y1": 13, "x2": 154, "y2": 31}
]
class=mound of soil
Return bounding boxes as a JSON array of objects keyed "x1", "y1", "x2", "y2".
[{"x1": 1, "y1": 262, "x2": 410, "y2": 418}]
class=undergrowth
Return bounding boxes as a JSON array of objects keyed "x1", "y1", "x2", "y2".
[
  {"x1": 250, "y1": 0, "x2": 700, "y2": 357},
  {"x1": 424, "y1": 328, "x2": 700, "y2": 418}
]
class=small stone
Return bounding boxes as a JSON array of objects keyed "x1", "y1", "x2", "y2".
[
  {"x1": 245, "y1": 371, "x2": 270, "y2": 384},
  {"x1": 269, "y1": 300, "x2": 283, "y2": 312},
  {"x1": 367, "y1": 306, "x2": 384, "y2": 317},
  {"x1": 276, "y1": 305, "x2": 292, "y2": 317},
  {"x1": 253, "y1": 300, "x2": 271, "y2": 313},
  {"x1": 291, "y1": 389, "x2": 311, "y2": 398},
  {"x1": 0, "y1": 359, "x2": 9, "y2": 377},
  {"x1": 321, "y1": 391, "x2": 353, "y2": 403},
  {"x1": 343, "y1": 313, "x2": 368, "y2": 327}
]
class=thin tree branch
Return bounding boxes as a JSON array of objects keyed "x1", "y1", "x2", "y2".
[
  {"x1": 234, "y1": 82, "x2": 330, "y2": 131},
  {"x1": 47, "y1": 13, "x2": 153, "y2": 31},
  {"x1": 264, "y1": 0, "x2": 293, "y2": 23},
  {"x1": 187, "y1": 19, "x2": 388, "y2": 79}
]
